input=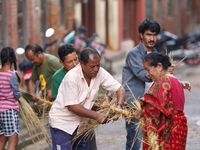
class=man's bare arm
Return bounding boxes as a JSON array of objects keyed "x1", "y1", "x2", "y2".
[
  {"x1": 116, "y1": 86, "x2": 126, "y2": 109},
  {"x1": 28, "y1": 79, "x2": 36, "y2": 101},
  {"x1": 68, "y1": 104, "x2": 108, "y2": 124}
]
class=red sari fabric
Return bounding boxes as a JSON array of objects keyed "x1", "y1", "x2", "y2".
[
  {"x1": 141, "y1": 75, "x2": 176, "y2": 149},
  {"x1": 171, "y1": 112, "x2": 188, "y2": 150},
  {"x1": 141, "y1": 75, "x2": 188, "y2": 150}
]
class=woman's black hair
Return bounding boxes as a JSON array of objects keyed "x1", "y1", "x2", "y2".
[
  {"x1": 143, "y1": 52, "x2": 171, "y2": 70},
  {"x1": 0, "y1": 47, "x2": 21, "y2": 83},
  {"x1": 80, "y1": 47, "x2": 100, "y2": 65}
]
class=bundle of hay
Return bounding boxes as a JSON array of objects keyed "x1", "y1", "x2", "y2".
[
  {"x1": 166, "y1": 49, "x2": 186, "y2": 67},
  {"x1": 72, "y1": 90, "x2": 162, "y2": 149},
  {"x1": 72, "y1": 95, "x2": 145, "y2": 145},
  {"x1": 144, "y1": 129, "x2": 164, "y2": 150},
  {"x1": 18, "y1": 96, "x2": 51, "y2": 145}
]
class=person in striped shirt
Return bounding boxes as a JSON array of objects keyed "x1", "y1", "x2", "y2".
[{"x1": 0, "y1": 47, "x2": 21, "y2": 150}]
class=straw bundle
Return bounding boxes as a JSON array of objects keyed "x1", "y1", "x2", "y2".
[
  {"x1": 18, "y1": 96, "x2": 51, "y2": 145},
  {"x1": 28, "y1": 92, "x2": 53, "y2": 106},
  {"x1": 72, "y1": 91, "x2": 162, "y2": 149},
  {"x1": 36, "y1": 99, "x2": 53, "y2": 106},
  {"x1": 22, "y1": 91, "x2": 53, "y2": 120},
  {"x1": 72, "y1": 95, "x2": 145, "y2": 146},
  {"x1": 166, "y1": 48, "x2": 186, "y2": 67},
  {"x1": 144, "y1": 129, "x2": 164, "y2": 150}
]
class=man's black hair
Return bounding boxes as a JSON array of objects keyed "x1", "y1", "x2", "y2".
[
  {"x1": 58, "y1": 44, "x2": 76, "y2": 62},
  {"x1": 80, "y1": 47, "x2": 100, "y2": 65},
  {"x1": 25, "y1": 44, "x2": 44, "y2": 56},
  {"x1": 138, "y1": 18, "x2": 160, "y2": 35}
]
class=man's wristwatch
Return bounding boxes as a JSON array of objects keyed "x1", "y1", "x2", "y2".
[
  {"x1": 117, "y1": 103, "x2": 123, "y2": 107},
  {"x1": 107, "y1": 93, "x2": 113, "y2": 99}
]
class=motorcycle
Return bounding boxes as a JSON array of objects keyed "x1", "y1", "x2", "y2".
[
  {"x1": 155, "y1": 30, "x2": 200, "y2": 65},
  {"x1": 63, "y1": 29, "x2": 107, "y2": 56},
  {"x1": 62, "y1": 29, "x2": 113, "y2": 72}
]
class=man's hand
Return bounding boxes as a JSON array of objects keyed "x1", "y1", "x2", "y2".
[
  {"x1": 96, "y1": 113, "x2": 109, "y2": 124},
  {"x1": 68, "y1": 104, "x2": 109, "y2": 124},
  {"x1": 181, "y1": 81, "x2": 191, "y2": 92},
  {"x1": 45, "y1": 89, "x2": 53, "y2": 101},
  {"x1": 30, "y1": 95, "x2": 37, "y2": 102},
  {"x1": 167, "y1": 65, "x2": 175, "y2": 74},
  {"x1": 27, "y1": 79, "x2": 37, "y2": 101},
  {"x1": 116, "y1": 104, "x2": 123, "y2": 109}
]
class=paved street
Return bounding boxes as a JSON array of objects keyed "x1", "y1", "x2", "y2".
[{"x1": 21, "y1": 52, "x2": 200, "y2": 150}]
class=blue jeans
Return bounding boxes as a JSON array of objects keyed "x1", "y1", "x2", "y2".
[
  {"x1": 89, "y1": 130, "x2": 97, "y2": 150},
  {"x1": 125, "y1": 119, "x2": 142, "y2": 150},
  {"x1": 50, "y1": 126, "x2": 89, "y2": 150}
]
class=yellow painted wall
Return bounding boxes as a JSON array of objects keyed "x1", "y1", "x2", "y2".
[
  {"x1": 74, "y1": 3, "x2": 82, "y2": 29},
  {"x1": 74, "y1": 1, "x2": 119, "y2": 50},
  {"x1": 108, "y1": 0, "x2": 119, "y2": 50},
  {"x1": 95, "y1": 0, "x2": 106, "y2": 44}
]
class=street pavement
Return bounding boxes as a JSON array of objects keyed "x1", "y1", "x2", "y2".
[{"x1": 21, "y1": 50, "x2": 200, "y2": 150}]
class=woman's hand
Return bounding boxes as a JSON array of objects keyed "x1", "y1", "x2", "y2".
[
  {"x1": 181, "y1": 81, "x2": 191, "y2": 92},
  {"x1": 167, "y1": 65, "x2": 175, "y2": 74},
  {"x1": 135, "y1": 109, "x2": 143, "y2": 120}
]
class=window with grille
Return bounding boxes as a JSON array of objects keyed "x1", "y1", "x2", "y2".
[
  {"x1": 168, "y1": 0, "x2": 173, "y2": 17},
  {"x1": 41, "y1": 0, "x2": 48, "y2": 47},
  {"x1": 186, "y1": 0, "x2": 191, "y2": 13},
  {"x1": 17, "y1": 0, "x2": 28, "y2": 48},
  {"x1": 146, "y1": 0, "x2": 152, "y2": 18},
  {"x1": 60, "y1": 0, "x2": 65, "y2": 28}
]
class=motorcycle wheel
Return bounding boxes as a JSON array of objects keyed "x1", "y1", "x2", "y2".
[{"x1": 184, "y1": 53, "x2": 200, "y2": 65}]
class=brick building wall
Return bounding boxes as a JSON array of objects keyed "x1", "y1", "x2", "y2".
[
  {"x1": 7, "y1": 0, "x2": 18, "y2": 50},
  {"x1": 47, "y1": 0, "x2": 75, "y2": 55},
  {"x1": 65, "y1": 0, "x2": 75, "y2": 31},
  {"x1": 5, "y1": 0, "x2": 74, "y2": 55},
  {"x1": 150, "y1": 0, "x2": 200, "y2": 36}
]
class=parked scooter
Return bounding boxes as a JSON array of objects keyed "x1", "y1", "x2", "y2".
[
  {"x1": 63, "y1": 26, "x2": 107, "y2": 56},
  {"x1": 155, "y1": 30, "x2": 200, "y2": 65}
]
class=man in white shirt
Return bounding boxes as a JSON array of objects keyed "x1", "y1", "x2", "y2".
[{"x1": 49, "y1": 47, "x2": 126, "y2": 150}]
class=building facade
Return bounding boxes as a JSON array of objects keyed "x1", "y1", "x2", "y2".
[
  {"x1": 147, "y1": 0, "x2": 200, "y2": 36},
  {"x1": 1, "y1": 0, "x2": 200, "y2": 57},
  {"x1": 0, "y1": 0, "x2": 74, "y2": 56}
]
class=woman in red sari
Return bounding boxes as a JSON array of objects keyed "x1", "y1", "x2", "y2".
[{"x1": 140, "y1": 52, "x2": 188, "y2": 150}]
